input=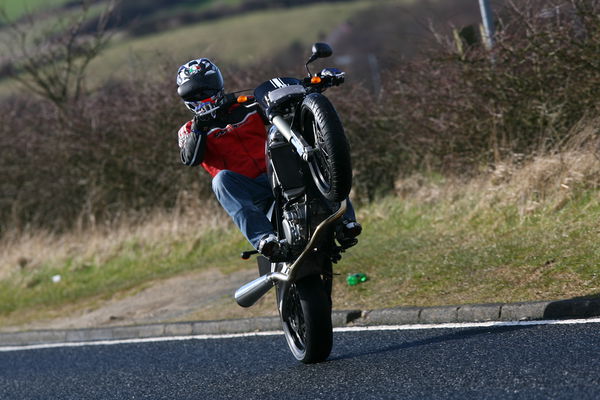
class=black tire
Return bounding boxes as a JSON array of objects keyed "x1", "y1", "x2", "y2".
[
  {"x1": 278, "y1": 274, "x2": 333, "y2": 363},
  {"x1": 301, "y1": 93, "x2": 352, "y2": 202}
]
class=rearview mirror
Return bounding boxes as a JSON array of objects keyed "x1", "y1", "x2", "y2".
[
  {"x1": 311, "y1": 42, "x2": 333, "y2": 59},
  {"x1": 305, "y1": 42, "x2": 333, "y2": 76},
  {"x1": 306, "y1": 42, "x2": 333, "y2": 65}
]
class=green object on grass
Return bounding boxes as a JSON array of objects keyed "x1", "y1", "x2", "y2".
[{"x1": 347, "y1": 273, "x2": 368, "y2": 286}]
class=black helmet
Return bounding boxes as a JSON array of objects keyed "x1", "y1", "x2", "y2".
[{"x1": 176, "y1": 58, "x2": 224, "y2": 115}]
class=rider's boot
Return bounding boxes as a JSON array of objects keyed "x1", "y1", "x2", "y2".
[
  {"x1": 336, "y1": 220, "x2": 362, "y2": 249},
  {"x1": 258, "y1": 234, "x2": 291, "y2": 262}
]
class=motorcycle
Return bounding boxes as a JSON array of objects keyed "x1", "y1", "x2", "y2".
[{"x1": 234, "y1": 43, "x2": 353, "y2": 363}]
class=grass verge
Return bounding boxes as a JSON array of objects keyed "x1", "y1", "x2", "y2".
[
  {"x1": 0, "y1": 205, "x2": 249, "y2": 326},
  {"x1": 333, "y1": 148, "x2": 600, "y2": 310},
  {"x1": 1, "y1": 150, "x2": 600, "y2": 327},
  {"x1": 334, "y1": 187, "x2": 600, "y2": 311}
]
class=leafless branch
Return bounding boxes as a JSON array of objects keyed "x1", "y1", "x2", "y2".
[{"x1": 0, "y1": 0, "x2": 118, "y2": 111}]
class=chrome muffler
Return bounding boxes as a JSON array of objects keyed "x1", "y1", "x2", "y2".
[{"x1": 234, "y1": 272, "x2": 288, "y2": 308}]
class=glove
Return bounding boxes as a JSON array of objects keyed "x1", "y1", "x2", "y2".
[
  {"x1": 191, "y1": 115, "x2": 209, "y2": 134},
  {"x1": 181, "y1": 116, "x2": 208, "y2": 167}
]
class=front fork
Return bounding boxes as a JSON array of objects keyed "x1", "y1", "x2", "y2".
[{"x1": 270, "y1": 115, "x2": 315, "y2": 162}]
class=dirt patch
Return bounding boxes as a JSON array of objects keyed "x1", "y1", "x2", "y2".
[{"x1": 5, "y1": 267, "x2": 279, "y2": 332}]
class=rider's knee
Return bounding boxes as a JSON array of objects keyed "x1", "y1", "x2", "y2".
[{"x1": 212, "y1": 170, "x2": 236, "y2": 194}]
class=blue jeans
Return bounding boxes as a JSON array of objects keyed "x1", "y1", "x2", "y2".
[{"x1": 212, "y1": 170, "x2": 356, "y2": 249}]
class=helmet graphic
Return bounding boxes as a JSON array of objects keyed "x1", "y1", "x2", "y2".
[{"x1": 176, "y1": 58, "x2": 224, "y2": 116}]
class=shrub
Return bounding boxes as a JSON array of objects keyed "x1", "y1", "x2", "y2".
[
  {"x1": 2, "y1": 0, "x2": 599, "y2": 231},
  {"x1": 378, "y1": 0, "x2": 600, "y2": 178},
  {"x1": 0, "y1": 61, "x2": 277, "y2": 233}
]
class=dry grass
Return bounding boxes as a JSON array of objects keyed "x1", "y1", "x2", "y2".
[
  {"x1": 0, "y1": 196, "x2": 231, "y2": 281},
  {"x1": 395, "y1": 117, "x2": 600, "y2": 218}
]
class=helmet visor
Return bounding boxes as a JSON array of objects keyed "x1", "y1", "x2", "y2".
[
  {"x1": 187, "y1": 96, "x2": 220, "y2": 116},
  {"x1": 177, "y1": 69, "x2": 224, "y2": 102}
]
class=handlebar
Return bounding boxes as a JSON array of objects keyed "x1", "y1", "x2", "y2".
[{"x1": 302, "y1": 68, "x2": 345, "y2": 92}]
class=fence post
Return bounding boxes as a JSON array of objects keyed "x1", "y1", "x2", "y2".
[{"x1": 478, "y1": 0, "x2": 495, "y2": 50}]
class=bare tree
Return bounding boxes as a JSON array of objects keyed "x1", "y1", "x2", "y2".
[{"x1": 0, "y1": 1, "x2": 117, "y2": 111}]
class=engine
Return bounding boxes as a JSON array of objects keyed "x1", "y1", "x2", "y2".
[{"x1": 281, "y1": 203, "x2": 307, "y2": 250}]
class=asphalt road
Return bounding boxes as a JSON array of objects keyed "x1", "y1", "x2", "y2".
[{"x1": 2, "y1": 321, "x2": 599, "y2": 399}]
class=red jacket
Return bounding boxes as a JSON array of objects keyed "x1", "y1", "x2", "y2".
[{"x1": 178, "y1": 103, "x2": 267, "y2": 178}]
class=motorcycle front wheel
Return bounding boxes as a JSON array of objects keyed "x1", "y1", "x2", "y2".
[
  {"x1": 277, "y1": 274, "x2": 333, "y2": 363},
  {"x1": 301, "y1": 93, "x2": 352, "y2": 202}
]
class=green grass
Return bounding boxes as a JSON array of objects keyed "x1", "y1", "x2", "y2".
[
  {"x1": 85, "y1": 1, "x2": 371, "y2": 83},
  {"x1": 0, "y1": 0, "x2": 240, "y2": 22},
  {"x1": 332, "y1": 189, "x2": 600, "y2": 310},
  {"x1": 139, "y1": 0, "x2": 246, "y2": 17},
  {"x1": 0, "y1": 225, "x2": 249, "y2": 320},
  {"x1": 0, "y1": 0, "x2": 73, "y2": 21}
]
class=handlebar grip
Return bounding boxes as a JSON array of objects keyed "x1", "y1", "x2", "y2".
[{"x1": 333, "y1": 75, "x2": 345, "y2": 86}]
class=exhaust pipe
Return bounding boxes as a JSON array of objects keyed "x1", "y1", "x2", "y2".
[{"x1": 235, "y1": 272, "x2": 288, "y2": 308}]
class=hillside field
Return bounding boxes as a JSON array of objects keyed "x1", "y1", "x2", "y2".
[{"x1": 0, "y1": 0, "x2": 381, "y2": 97}]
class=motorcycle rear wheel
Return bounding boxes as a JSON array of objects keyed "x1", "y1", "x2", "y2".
[
  {"x1": 278, "y1": 274, "x2": 333, "y2": 363},
  {"x1": 301, "y1": 93, "x2": 352, "y2": 202}
]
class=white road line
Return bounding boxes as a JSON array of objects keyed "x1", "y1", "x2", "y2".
[
  {"x1": 2, "y1": 317, "x2": 600, "y2": 352},
  {"x1": 0, "y1": 331, "x2": 284, "y2": 353},
  {"x1": 334, "y1": 317, "x2": 600, "y2": 332}
]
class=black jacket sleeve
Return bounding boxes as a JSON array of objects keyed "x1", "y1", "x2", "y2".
[
  {"x1": 253, "y1": 103, "x2": 269, "y2": 125},
  {"x1": 180, "y1": 128, "x2": 206, "y2": 166}
]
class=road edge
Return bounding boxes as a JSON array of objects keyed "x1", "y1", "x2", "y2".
[{"x1": 1, "y1": 298, "x2": 599, "y2": 347}]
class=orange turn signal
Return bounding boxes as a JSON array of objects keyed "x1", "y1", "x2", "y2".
[
  {"x1": 311, "y1": 76, "x2": 322, "y2": 84},
  {"x1": 237, "y1": 95, "x2": 248, "y2": 103}
]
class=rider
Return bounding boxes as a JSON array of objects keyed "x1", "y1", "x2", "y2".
[{"x1": 176, "y1": 58, "x2": 361, "y2": 260}]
